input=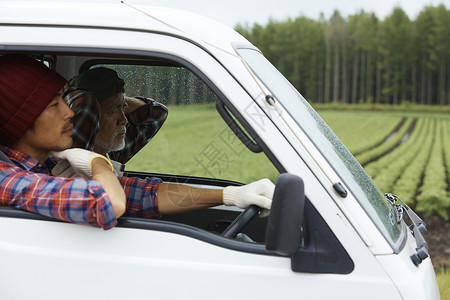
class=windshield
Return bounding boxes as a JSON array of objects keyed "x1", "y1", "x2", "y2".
[{"x1": 237, "y1": 47, "x2": 403, "y2": 249}]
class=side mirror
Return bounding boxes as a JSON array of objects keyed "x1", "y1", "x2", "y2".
[{"x1": 265, "y1": 173, "x2": 305, "y2": 256}]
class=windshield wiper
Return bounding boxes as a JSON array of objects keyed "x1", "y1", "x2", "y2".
[{"x1": 384, "y1": 193, "x2": 429, "y2": 266}]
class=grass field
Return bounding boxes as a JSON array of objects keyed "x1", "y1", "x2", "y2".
[
  {"x1": 127, "y1": 104, "x2": 280, "y2": 183},
  {"x1": 320, "y1": 110, "x2": 450, "y2": 221},
  {"x1": 438, "y1": 268, "x2": 450, "y2": 299},
  {"x1": 129, "y1": 105, "x2": 450, "y2": 219},
  {"x1": 127, "y1": 105, "x2": 449, "y2": 297}
]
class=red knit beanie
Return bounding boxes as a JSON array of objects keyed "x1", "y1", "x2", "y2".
[{"x1": 0, "y1": 54, "x2": 66, "y2": 146}]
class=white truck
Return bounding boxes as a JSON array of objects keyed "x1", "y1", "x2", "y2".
[{"x1": 0, "y1": 1, "x2": 440, "y2": 299}]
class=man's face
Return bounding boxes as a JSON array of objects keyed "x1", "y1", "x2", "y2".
[
  {"x1": 17, "y1": 88, "x2": 74, "y2": 160},
  {"x1": 94, "y1": 93, "x2": 128, "y2": 155}
]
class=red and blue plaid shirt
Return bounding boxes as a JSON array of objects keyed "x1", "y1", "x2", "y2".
[{"x1": 0, "y1": 146, "x2": 161, "y2": 230}]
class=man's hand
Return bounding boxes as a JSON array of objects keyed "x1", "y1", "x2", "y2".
[
  {"x1": 223, "y1": 179, "x2": 274, "y2": 210},
  {"x1": 51, "y1": 148, "x2": 113, "y2": 179},
  {"x1": 124, "y1": 96, "x2": 153, "y2": 114},
  {"x1": 52, "y1": 148, "x2": 126, "y2": 218}
]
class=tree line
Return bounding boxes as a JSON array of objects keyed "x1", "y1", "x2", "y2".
[{"x1": 235, "y1": 5, "x2": 450, "y2": 105}]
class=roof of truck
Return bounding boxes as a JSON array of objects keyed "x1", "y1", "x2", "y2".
[{"x1": 0, "y1": 0, "x2": 251, "y2": 53}]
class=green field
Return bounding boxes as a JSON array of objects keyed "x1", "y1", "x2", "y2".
[
  {"x1": 128, "y1": 106, "x2": 450, "y2": 221},
  {"x1": 438, "y1": 267, "x2": 450, "y2": 300},
  {"x1": 127, "y1": 104, "x2": 280, "y2": 184},
  {"x1": 127, "y1": 105, "x2": 449, "y2": 297},
  {"x1": 320, "y1": 110, "x2": 450, "y2": 221}
]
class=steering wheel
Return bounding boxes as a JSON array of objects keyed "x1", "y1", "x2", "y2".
[{"x1": 221, "y1": 205, "x2": 262, "y2": 238}]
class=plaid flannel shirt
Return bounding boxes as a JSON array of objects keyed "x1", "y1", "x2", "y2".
[
  {"x1": 0, "y1": 146, "x2": 161, "y2": 229},
  {"x1": 65, "y1": 88, "x2": 168, "y2": 164}
]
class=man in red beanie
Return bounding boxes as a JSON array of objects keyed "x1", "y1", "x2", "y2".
[{"x1": 0, "y1": 54, "x2": 126, "y2": 229}]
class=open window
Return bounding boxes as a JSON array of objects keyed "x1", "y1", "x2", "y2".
[
  {"x1": 81, "y1": 60, "x2": 280, "y2": 184},
  {"x1": 75, "y1": 59, "x2": 280, "y2": 243}
]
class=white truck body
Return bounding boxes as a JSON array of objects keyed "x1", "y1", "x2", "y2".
[{"x1": 0, "y1": 1, "x2": 439, "y2": 299}]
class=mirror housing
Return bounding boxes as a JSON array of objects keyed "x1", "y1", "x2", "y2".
[
  {"x1": 265, "y1": 173, "x2": 305, "y2": 256},
  {"x1": 265, "y1": 173, "x2": 354, "y2": 274}
]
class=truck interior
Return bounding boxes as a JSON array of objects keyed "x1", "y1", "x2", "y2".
[{"x1": 0, "y1": 51, "x2": 354, "y2": 274}]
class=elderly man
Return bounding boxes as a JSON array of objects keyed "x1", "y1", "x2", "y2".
[{"x1": 66, "y1": 67, "x2": 168, "y2": 166}]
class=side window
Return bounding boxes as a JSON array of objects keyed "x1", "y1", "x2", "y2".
[{"x1": 97, "y1": 63, "x2": 279, "y2": 184}]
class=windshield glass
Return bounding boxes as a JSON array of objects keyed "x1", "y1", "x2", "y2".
[{"x1": 237, "y1": 47, "x2": 402, "y2": 249}]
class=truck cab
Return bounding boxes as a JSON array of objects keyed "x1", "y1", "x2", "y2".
[{"x1": 0, "y1": 1, "x2": 439, "y2": 299}]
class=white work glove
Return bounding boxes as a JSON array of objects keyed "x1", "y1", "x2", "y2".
[
  {"x1": 223, "y1": 178, "x2": 274, "y2": 210},
  {"x1": 51, "y1": 148, "x2": 114, "y2": 179}
]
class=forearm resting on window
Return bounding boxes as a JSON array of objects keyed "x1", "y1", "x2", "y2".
[
  {"x1": 91, "y1": 158, "x2": 126, "y2": 217},
  {"x1": 157, "y1": 182, "x2": 223, "y2": 214}
]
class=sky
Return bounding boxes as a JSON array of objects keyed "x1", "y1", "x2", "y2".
[{"x1": 129, "y1": 0, "x2": 450, "y2": 27}]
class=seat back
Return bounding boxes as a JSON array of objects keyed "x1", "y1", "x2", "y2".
[{"x1": 64, "y1": 87, "x2": 101, "y2": 150}]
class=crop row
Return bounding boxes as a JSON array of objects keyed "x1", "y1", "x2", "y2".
[
  {"x1": 354, "y1": 118, "x2": 414, "y2": 166},
  {"x1": 321, "y1": 112, "x2": 403, "y2": 155},
  {"x1": 387, "y1": 119, "x2": 434, "y2": 205},
  {"x1": 331, "y1": 115, "x2": 449, "y2": 220},
  {"x1": 388, "y1": 127, "x2": 430, "y2": 206},
  {"x1": 443, "y1": 120, "x2": 450, "y2": 195},
  {"x1": 414, "y1": 120, "x2": 449, "y2": 220},
  {"x1": 363, "y1": 117, "x2": 429, "y2": 187}
]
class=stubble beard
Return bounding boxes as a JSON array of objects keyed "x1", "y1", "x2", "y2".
[{"x1": 95, "y1": 129, "x2": 126, "y2": 154}]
